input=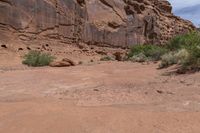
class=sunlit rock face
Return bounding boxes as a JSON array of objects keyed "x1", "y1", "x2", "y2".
[{"x1": 0, "y1": 0, "x2": 195, "y2": 48}]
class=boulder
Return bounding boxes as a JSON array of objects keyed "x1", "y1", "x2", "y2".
[
  {"x1": 49, "y1": 58, "x2": 76, "y2": 67},
  {"x1": 62, "y1": 58, "x2": 76, "y2": 66}
]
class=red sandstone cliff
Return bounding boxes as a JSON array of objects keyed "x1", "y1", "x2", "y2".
[{"x1": 0, "y1": 0, "x2": 195, "y2": 50}]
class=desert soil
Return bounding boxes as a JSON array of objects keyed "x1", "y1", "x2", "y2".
[{"x1": 0, "y1": 61, "x2": 200, "y2": 133}]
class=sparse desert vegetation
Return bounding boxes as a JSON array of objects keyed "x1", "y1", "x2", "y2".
[
  {"x1": 128, "y1": 45, "x2": 168, "y2": 62},
  {"x1": 22, "y1": 51, "x2": 55, "y2": 67},
  {"x1": 128, "y1": 31, "x2": 200, "y2": 73},
  {"x1": 0, "y1": 0, "x2": 200, "y2": 132},
  {"x1": 161, "y1": 31, "x2": 200, "y2": 72}
]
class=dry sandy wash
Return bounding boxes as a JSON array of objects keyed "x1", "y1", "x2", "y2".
[{"x1": 0, "y1": 61, "x2": 200, "y2": 133}]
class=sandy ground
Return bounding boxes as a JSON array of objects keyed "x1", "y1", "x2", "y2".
[{"x1": 0, "y1": 61, "x2": 200, "y2": 133}]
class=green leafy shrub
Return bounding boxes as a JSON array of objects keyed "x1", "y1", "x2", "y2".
[
  {"x1": 182, "y1": 45, "x2": 200, "y2": 71},
  {"x1": 128, "y1": 44, "x2": 168, "y2": 61},
  {"x1": 167, "y1": 31, "x2": 200, "y2": 51},
  {"x1": 160, "y1": 31, "x2": 200, "y2": 72},
  {"x1": 127, "y1": 32, "x2": 200, "y2": 72},
  {"x1": 22, "y1": 51, "x2": 55, "y2": 67}
]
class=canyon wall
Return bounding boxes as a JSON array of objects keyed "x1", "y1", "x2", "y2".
[{"x1": 0, "y1": 0, "x2": 195, "y2": 49}]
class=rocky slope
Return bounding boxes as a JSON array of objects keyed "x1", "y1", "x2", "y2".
[{"x1": 0, "y1": 0, "x2": 195, "y2": 51}]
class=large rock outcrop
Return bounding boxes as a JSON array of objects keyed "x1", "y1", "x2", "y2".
[{"x1": 0, "y1": 0, "x2": 195, "y2": 49}]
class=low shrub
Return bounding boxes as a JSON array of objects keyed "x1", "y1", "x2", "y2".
[
  {"x1": 22, "y1": 51, "x2": 55, "y2": 67},
  {"x1": 175, "y1": 49, "x2": 190, "y2": 65},
  {"x1": 167, "y1": 31, "x2": 200, "y2": 51},
  {"x1": 128, "y1": 44, "x2": 168, "y2": 61},
  {"x1": 130, "y1": 53, "x2": 147, "y2": 62},
  {"x1": 160, "y1": 31, "x2": 200, "y2": 72},
  {"x1": 159, "y1": 52, "x2": 177, "y2": 68},
  {"x1": 182, "y1": 45, "x2": 200, "y2": 71},
  {"x1": 127, "y1": 32, "x2": 200, "y2": 73}
]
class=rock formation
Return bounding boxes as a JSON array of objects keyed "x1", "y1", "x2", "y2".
[
  {"x1": 0, "y1": 0, "x2": 195, "y2": 50},
  {"x1": 49, "y1": 58, "x2": 76, "y2": 67}
]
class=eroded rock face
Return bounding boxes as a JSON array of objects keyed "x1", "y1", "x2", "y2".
[{"x1": 0, "y1": 0, "x2": 195, "y2": 49}]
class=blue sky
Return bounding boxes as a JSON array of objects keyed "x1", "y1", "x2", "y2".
[
  {"x1": 168, "y1": 0, "x2": 200, "y2": 10},
  {"x1": 168, "y1": 0, "x2": 200, "y2": 26}
]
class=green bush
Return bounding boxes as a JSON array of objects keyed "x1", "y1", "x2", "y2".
[
  {"x1": 167, "y1": 31, "x2": 200, "y2": 51},
  {"x1": 182, "y1": 45, "x2": 200, "y2": 71},
  {"x1": 127, "y1": 32, "x2": 200, "y2": 72},
  {"x1": 160, "y1": 31, "x2": 200, "y2": 71},
  {"x1": 128, "y1": 44, "x2": 168, "y2": 61},
  {"x1": 22, "y1": 51, "x2": 55, "y2": 67}
]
